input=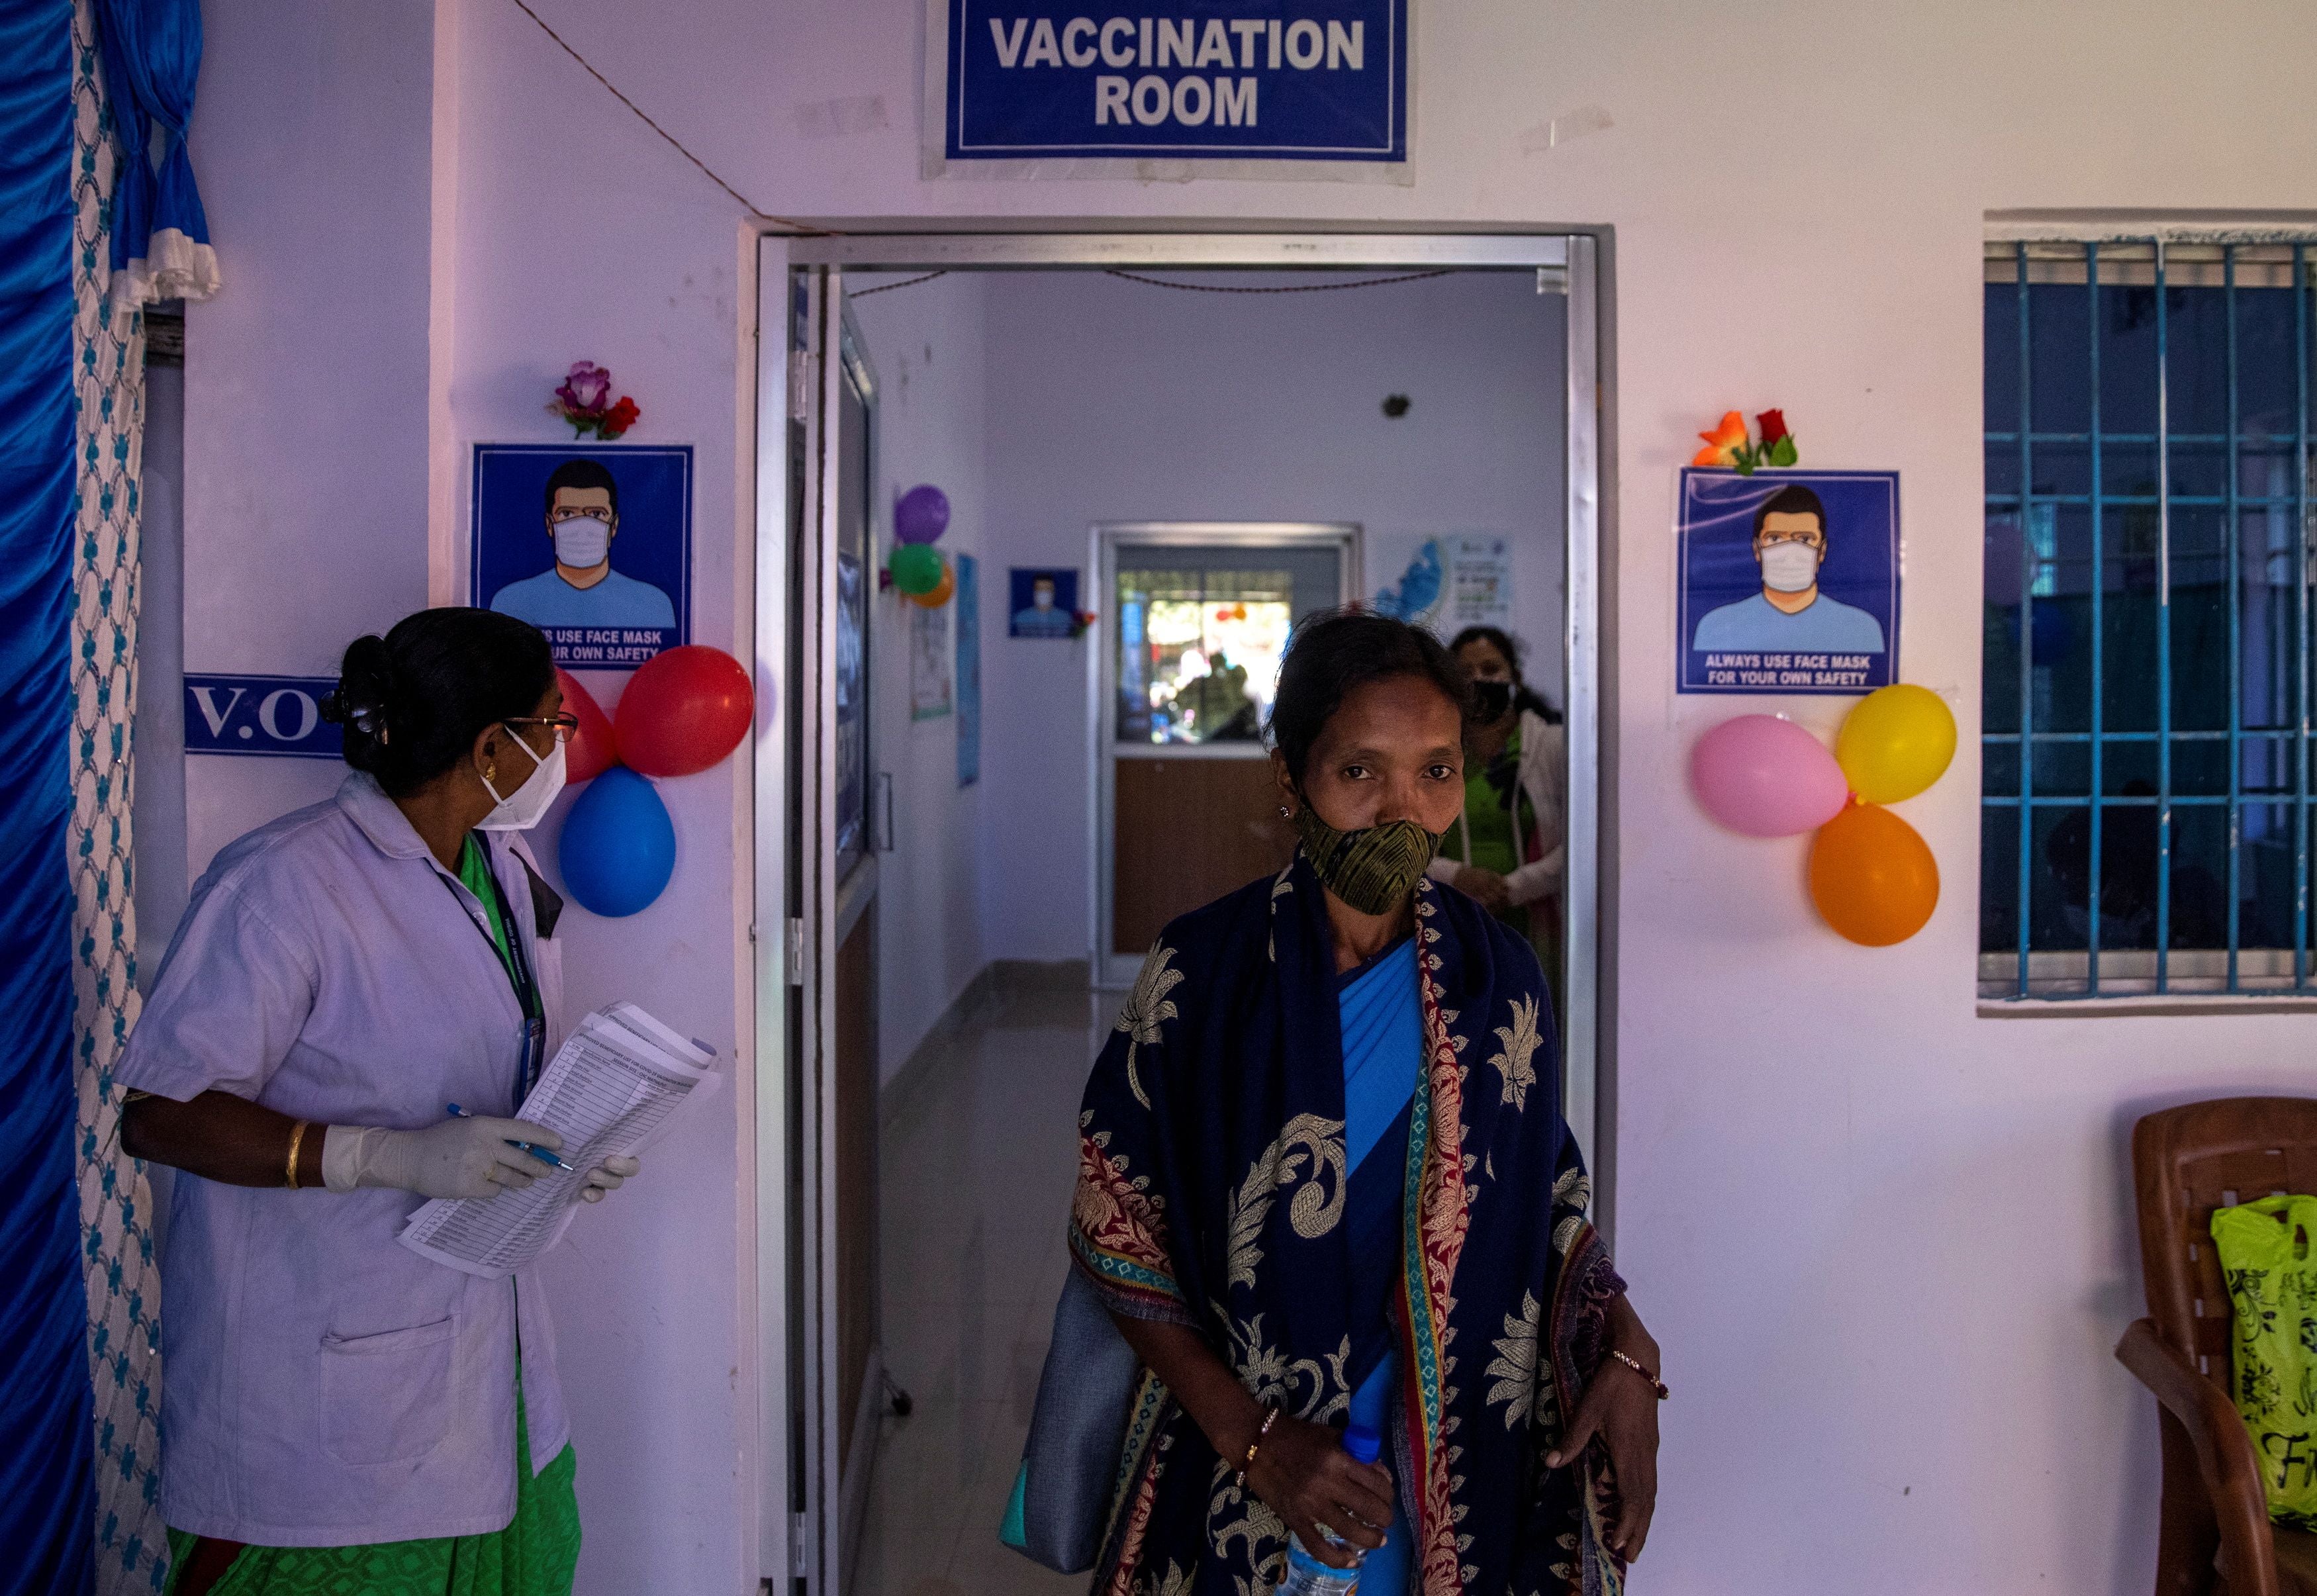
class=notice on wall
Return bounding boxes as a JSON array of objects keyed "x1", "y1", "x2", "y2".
[
  {"x1": 471, "y1": 444, "x2": 692, "y2": 671},
  {"x1": 1009, "y1": 567, "x2": 1079, "y2": 637},
  {"x1": 912, "y1": 600, "x2": 953, "y2": 721},
  {"x1": 1442, "y1": 535, "x2": 1511, "y2": 633},
  {"x1": 183, "y1": 675, "x2": 344, "y2": 759},
  {"x1": 955, "y1": 553, "x2": 981, "y2": 785},
  {"x1": 1677, "y1": 468, "x2": 1900, "y2": 696},
  {"x1": 1371, "y1": 536, "x2": 1514, "y2": 637},
  {"x1": 925, "y1": 0, "x2": 1408, "y2": 180}
]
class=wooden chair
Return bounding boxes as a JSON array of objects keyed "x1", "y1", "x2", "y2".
[{"x1": 2120, "y1": 1098, "x2": 2317, "y2": 1596}]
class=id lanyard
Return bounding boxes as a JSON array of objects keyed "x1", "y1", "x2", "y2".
[{"x1": 441, "y1": 851, "x2": 546, "y2": 1103}]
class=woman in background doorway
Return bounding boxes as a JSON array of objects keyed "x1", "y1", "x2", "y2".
[
  {"x1": 1070, "y1": 610, "x2": 1656, "y2": 1595},
  {"x1": 1429, "y1": 626, "x2": 1565, "y2": 1008}
]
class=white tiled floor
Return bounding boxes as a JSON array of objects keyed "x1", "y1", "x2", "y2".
[{"x1": 851, "y1": 976, "x2": 1109, "y2": 1596}]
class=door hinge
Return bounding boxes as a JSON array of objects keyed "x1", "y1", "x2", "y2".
[
  {"x1": 788, "y1": 351, "x2": 816, "y2": 422},
  {"x1": 790, "y1": 1513, "x2": 810, "y2": 1577},
  {"x1": 785, "y1": 917, "x2": 806, "y2": 987}
]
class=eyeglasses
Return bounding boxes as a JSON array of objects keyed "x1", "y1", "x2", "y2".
[{"x1": 502, "y1": 713, "x2": 583, "y2": 745}]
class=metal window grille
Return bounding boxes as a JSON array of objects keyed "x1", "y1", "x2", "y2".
[{"x1": 1983, "y1": 238, "x2": 2317, "y2": 1000}]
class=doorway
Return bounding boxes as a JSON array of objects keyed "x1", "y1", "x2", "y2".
[
  {"x1": 758, "y1": 230, "x2": 1609, "y2": 1596},
  {"x1": 1094, "y1": 521, "x2": 1359, "y2": 986}
]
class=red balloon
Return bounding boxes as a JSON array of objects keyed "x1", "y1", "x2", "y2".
[
  {"x1": 555, "y1": 669, "x2": 619, "y2": 784},
  {"x1": 614, "y1": 646, "x2": 753, "y2": 777}
]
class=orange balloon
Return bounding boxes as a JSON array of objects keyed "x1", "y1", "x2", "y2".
[{"x1": 1808, "y1": 802, "x2": 1939, "y2": 946}]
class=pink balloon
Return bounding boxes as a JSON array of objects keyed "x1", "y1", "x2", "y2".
[{"x1": 1690, "y1": 715, "x2": 1850, "y2": 837}]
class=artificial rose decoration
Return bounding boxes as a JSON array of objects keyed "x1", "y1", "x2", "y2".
[
  {"x1": 562, "y1": 362, "x2": 611, "y2": 412},
  {"x1": 1693, "y1": 407, "x2": 1799, "y2": 475},
  {"x1": 1692, "y1": 410, "x2": 1748, "y2": 469},
  {"x1": 548, "y1": 361, "x2": 642, "y2": 440}
]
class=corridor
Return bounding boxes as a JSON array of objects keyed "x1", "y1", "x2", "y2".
[{"x1": 853, "y1": 972, "x2": 1108, "y2": 1596}]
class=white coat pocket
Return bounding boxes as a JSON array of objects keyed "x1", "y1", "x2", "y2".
[{"x1": 319, "y1": 1315, "x2": 457, "y2": 1466}]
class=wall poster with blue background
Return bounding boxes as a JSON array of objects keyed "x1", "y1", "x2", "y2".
[
  {"x1": 955, "y1": 553, "x2": 981, "y2": 786},
  {"x1": 471, "y1": 444, "x2": 692, "y2": 670},
  {"x1": 1677, "y1": 468, "x2": 1901, "y2": 696},
  {"x1": 929, "y1": 1, "x2": 1407, "y2": 173}
]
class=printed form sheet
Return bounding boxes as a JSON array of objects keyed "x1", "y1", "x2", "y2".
[{"x1": 399, "y1": 1003, "x2": 716, "y2": 1278}]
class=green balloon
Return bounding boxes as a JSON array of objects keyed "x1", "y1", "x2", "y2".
[{"x1": 892, "y1": 542, "x2": 942, "y2": 595}]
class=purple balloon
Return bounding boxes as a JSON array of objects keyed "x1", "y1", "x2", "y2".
[
  {"x1": 1690, "y1": 714, "x2": 1850, "y2": 837},
  {"x1": 894, "y1": 484, "x2": 951, "y2": 544}
]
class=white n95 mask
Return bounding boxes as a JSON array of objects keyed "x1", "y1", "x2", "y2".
[
  {"x1": 1760, "y1": 541, "x2": 1821, "y2": 594},
  {"x1": 477, "y1": 732, "x2": 567, "y2": 831},
  {"x1": 553, "y1": 514, "x2": 612, "y2": 570}
]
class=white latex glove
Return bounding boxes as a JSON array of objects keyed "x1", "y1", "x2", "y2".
[
  {"x1": 322, "y1": 1117, "x2": 563, "y2": 1199},
  {"x1": 579, "y1": 1154, "x2": 641, "y2": 1204}
]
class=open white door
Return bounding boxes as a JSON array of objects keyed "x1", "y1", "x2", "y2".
[{"x1": 775, "y1": 261, "x2": 886, "y2": 1595}]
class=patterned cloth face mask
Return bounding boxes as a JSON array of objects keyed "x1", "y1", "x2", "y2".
[{"x1": 1292, "y1": 806, "x2": 1442, "y2": 915}]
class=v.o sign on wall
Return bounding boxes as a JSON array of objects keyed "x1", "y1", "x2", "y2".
[{"x1": 183, "y1": 674, "x2": 344, "y2": 759}]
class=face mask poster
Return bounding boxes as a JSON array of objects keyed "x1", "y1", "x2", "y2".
[
  {"x1": 1676, "y1": 468, "x2": 1901, "y2": 696},
  {"x1": 469, "y1": 444, "x2": 693, "y2": 670},
  {"x1": 925, "y1": 1, "x2": 1407, "y2": 177}
]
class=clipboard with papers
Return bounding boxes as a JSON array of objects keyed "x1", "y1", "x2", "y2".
[{"x1": 399, "y1": 1002, "x2": 717, "y2": 1278}]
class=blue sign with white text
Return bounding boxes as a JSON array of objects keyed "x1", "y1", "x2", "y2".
[
  {"x1": 471, "y1": 444, "x2": 692, "y2": 671},
  {"x1": 184, "y1": 675, "x2": 345, "y2": 759},
  {"x1": 1677, "y1": 469, "x2": 1901, "y2": 696},
  {"x1": 945, "y1": 1, "x2": 1405, "y2": 162}
]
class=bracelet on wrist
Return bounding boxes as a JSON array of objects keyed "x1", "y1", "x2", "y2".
[
  {"x1": 1607, "y1": 1348, "x2": 1668, "y2": 1401},
  {"x1": 1236, "y1": 1405, "x2": 1280, "y2": 1486}
]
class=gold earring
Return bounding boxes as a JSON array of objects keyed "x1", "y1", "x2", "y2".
[{"x1": 485, "y1": 763, "x2": 496, "y2": 782}]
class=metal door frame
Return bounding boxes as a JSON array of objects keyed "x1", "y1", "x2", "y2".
[
  {"x1": 755, "y1": 226, "x2": 1614, "y2": 1593},
  {"x1": 1092, "y1": 520, "x2": 1362, "y2": 988},
  {"x1": 792, "y1": 268, "x2": 893, "y2": 1596}
]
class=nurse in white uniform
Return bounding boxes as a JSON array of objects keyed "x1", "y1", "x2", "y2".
[{"x1": 120, "y1": 607, "x2": 638, "y2": 1596}]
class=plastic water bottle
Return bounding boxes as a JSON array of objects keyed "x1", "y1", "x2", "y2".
[{"x1": 1276, "y1": 1423, "x2": 1384, "y2": 1595}]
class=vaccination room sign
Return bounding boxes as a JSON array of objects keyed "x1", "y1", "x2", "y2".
[
  {"x1": 470, "y1": 444, "x2": 692, "y2": 671},
  {"x1": 1676, "y1": 468, "x2": 1901, "y2": 696},
  {"x1": 931, "y1": 1, "x2": 1406, "y2": 168}
]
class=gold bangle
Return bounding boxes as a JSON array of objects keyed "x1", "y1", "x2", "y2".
[
  {"x1": 1236, "y1": 1406, "x2": 1280, "y2": 1486},
  {"x1": 1609, "y1": 1348, "x2": 1668, "y2": 1401},
  {"x1": 285, "y1": 1119, "x2": 308, "y2": 1190}
]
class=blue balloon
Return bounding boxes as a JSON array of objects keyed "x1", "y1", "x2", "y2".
[{"x1": 557, "y1": 767, "x2": 675, "y2": 917}]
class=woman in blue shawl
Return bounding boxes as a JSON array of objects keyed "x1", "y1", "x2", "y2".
[{"x1": 1072, "y1": 610, "x2": 1662, "y2": 1595}]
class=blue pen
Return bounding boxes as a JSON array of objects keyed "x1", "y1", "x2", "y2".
[{"x1": 446, "y1": 1103, "x2": 576, "y2": 1171}]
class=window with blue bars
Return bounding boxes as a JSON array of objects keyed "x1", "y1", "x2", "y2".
[{"x1": 1983, "y1": 238, "x2": 2316, "y2": 1000}]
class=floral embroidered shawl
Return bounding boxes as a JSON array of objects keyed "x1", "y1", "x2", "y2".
[{"x1": 1072, "y1": 856, "x2": 1625, "y2": 1596}]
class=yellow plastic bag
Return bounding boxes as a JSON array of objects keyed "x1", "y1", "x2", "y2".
[{"x1": 2212, "y1": 1194, "x2": 2317, "y2": 1529}]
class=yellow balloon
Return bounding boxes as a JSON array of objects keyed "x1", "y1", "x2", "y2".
[{"x1": 1835, "y1": 684, "x2": 1956, "y2": 804}]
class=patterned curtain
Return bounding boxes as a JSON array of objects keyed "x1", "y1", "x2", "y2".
[{"x1": 73, "y1": 0, "x2": 165, "y2": 1589}]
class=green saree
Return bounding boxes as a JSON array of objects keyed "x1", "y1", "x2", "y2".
[{"x1": 163, "y1": 1380, "x2": 578, "y2": 1596}]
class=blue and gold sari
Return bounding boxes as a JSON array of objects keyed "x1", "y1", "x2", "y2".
[{"x1": 1072, "y1": 855, "x2": 1623, "y2": 1596}]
